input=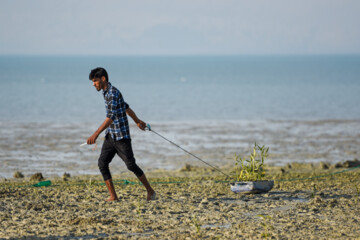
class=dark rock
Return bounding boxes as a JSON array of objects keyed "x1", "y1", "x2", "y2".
[
  {"x1": 335, "y1": 159, "x2": 360, "y2": 168},
  {"x1": 63, "y1": 172, "x2": 71, "y2": 178},
  {"x1": 13, "y1": 171, "x2": 24, "y2": 178},
  {"x1": 320, "y1": 162, "x2": 330, "y2": 169},
  {"x1": 62, "y1": 172, "x2": 71, "y2": 181},
  {"x1": 335, "y1": 162, "x2": 343, "y2": 168},
  {"x1": 179, "y1": 164, "x2": 194, "y2": 172},
  {"x1": 342, "y1": 159, "x2": 360, "y2": 168},
  {"x1": 30, "y1": 173, "x2": 44, "y2": 181}
]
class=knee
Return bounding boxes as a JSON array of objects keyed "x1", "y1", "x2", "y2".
[
  {"x1": 98, "y1": 160, "x2": 109, "y2": 171},
  {"x1": 125, "y1": 161, "x2": 137, "y2": 172},
  {"x1": 125, "y1": 160, "x2": 143, "y2": 177}
]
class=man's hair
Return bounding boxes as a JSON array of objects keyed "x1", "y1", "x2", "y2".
[{"x1": 89, "y1": 67, "x2": 109, "y2": 82}]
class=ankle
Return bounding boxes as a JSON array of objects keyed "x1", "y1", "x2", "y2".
[{"x1": 106, "y1": 196, "x2": 119, "y2": 202}]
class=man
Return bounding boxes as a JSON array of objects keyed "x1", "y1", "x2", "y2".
[{"x1": 87, "y1": 67, "x2": 156, "y2": 201}]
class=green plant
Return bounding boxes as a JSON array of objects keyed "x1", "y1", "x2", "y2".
[
  {"x1": 354, "y1": 184, "x2": 359, "y2": 203},
  {"x1": 258, "y1": 214, "x2": 273, "y2": 239},
  {"x1": 234, "y1": 142, "x2": 269, "y2": 181},
  {"x1": 84, "y1": 178, "x2": 95, "y2": 200},
  {"x1": 355, "y1": 184, "x2": 359, "y2": 195},
  {"x1": 191, "y1": 215, "x2": 201, "y2": 235},
  {"x1": 85, "y1": 178, "x2": 93, "y2": 188},
  {"x1": 311, "y1": 184, "x2": 317, "y2": 198}
]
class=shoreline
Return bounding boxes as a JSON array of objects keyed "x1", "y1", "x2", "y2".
[
  {"x1": 1, "y1": 119, "x2": 360, "y2": 179},
  {"x1": 1, "y1": 163, "x2": 359, "y2": 239}
]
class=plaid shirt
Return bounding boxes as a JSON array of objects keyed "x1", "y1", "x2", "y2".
[{"x1": 103, "y1": 82, "x2": 130, "y2": 140}]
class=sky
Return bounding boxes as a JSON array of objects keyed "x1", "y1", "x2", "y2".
[{"x1": 0, "y1": 0, "x2": 360, "y2": 55}]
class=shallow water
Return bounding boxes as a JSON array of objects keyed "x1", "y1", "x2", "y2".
[{"x1": 1, "y1": 119, "x2": 359, "y2": 179}]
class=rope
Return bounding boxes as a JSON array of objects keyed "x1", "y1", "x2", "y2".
[{"x1": 147, "y1": 125, "x2": 232, "y2": 179}]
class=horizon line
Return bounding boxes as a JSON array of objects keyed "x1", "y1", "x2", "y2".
[{"x1": 1, "y1": 53, "x2": 360, "y2": 57}]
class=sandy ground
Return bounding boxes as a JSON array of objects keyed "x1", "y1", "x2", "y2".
[{"x1": 0, "y1": 164, "x2": 359, "y2": 239}]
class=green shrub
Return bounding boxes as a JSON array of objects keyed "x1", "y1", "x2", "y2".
[{"x1": 234, "y1": 143, "x2": 269, "y2": 181}]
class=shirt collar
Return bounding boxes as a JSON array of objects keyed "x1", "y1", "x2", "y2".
[{"x1": 103, "y1": 82, "x2": 112, "y2": 95}]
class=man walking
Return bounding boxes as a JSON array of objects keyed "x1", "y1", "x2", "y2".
[{"x1": 87, "y1": 67, "x2": 156, "y2": 201}]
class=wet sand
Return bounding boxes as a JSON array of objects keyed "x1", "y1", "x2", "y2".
[
  {"x1": 1, "y1": 119, "x2": 360, "y2": 179},
  {"x1": 1, "y1": 163, "x2": 359, "y2": 239}
]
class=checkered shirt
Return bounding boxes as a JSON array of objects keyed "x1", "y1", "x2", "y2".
[{"x1": 103, "y1": 82, "x2": 130, "y2": 140}]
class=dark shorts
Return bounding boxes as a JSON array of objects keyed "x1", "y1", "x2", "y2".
[{"x1": 98, "y1": 134, "x2": 144, "y2": 180}]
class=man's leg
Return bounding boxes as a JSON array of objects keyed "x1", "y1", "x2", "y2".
[
  {"x1": 114, "y1": 139, "x2": 156, "y2": 201},
  {"x1": 138, "y1": 174, "x2": 156, "y2": 201},
  {"x1": 104, "y1": 179, "x2": 118, "y2": 201},
  {"x1": 98, "y1": 135, "x2": 118, "y2": 201}
]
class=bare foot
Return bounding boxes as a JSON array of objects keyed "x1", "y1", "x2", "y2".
[
  {"x1": 105, "y1": 196, "x2": 119, "y2": 202},
  {"x1": 147, "y1": 190, "x2": 156, "y2": 201}
]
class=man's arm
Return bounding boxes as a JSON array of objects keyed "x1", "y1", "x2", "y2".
[
  {"x1": 87, "y1": 117, "x2": 113, "y2": 144},
  {"x1": 126, "y1": 107, "x2": 146, "y2": 130}
]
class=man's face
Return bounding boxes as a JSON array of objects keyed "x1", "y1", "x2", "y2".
[{"x1": 92, "y1": 77, "x2": 105, "y2": 91}]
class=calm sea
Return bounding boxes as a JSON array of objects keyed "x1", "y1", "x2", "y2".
[
  {"x1": 1, "y1": 55, "x2": 359, "y2": 178},
  {"x1": 1, "y1": 55, "x2": 360, "y2": 123}
]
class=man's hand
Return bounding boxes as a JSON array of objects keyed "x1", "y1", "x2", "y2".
[
  {"x1": 87, "y1": 118, "x2": 113, "y2": 145},
  {"x1": 126, "y1": 107, "x2": 146, "y2": 131},
  {"x1": 87, "y1": 132, "x2": 99, "y2": 145},
  {"x1": 137, "y1": 120, "x2": 146, "y2": 131}
]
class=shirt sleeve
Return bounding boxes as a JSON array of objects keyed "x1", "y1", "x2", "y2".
[
  {"x1": 106, "y1": 94, "x2": 118, "y2": 121},
  {"x1": 124, "y1": 102, "x2": 130, "y2": 109}
]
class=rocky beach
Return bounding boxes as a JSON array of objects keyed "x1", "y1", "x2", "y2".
[
  {"x1": 1, "y1": 162, "x2": 359, "y2": 239},
  {"x1": 1, "y1": 52, "x2": 360, "y2": 240}
]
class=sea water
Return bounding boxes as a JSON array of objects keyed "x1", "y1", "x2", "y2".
[
  {"x1": 0, "y1": 55, "x2": 359, "y2": 178},
  {"x1": 1, "y1": 55, "x2": 360, "y2": 122}
]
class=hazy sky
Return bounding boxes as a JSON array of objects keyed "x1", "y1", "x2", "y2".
[{"x1": 1, "y1": 0, "x2": 359, "y2": 55}]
